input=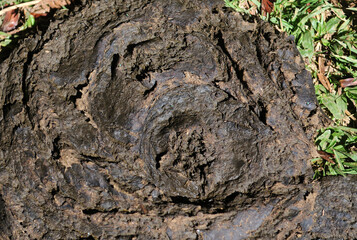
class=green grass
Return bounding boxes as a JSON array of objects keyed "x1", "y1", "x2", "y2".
[
  {"x1": 0, "y1": 0, "x2": 70, "y2": 49},
  {"x1": 225, "y1": 0, "x2": 357, "y2": 178},
  {"x1": 0, "y1": 0, "x2": 37, "y2": 47},
  {"x1": 313, "y1": 126, "x2": 357, "y2": 178}
]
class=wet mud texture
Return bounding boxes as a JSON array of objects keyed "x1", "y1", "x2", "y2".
[{"x1": 0, "y1": 0, "x2": 356, "y2": 239}]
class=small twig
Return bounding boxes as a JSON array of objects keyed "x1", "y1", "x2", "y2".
[
  {"x1": 279, "y1": 9, "x2": 283, "y2": 31},
  {"x1": 317, "y1": 56, "x2": 332, "y2": 92},
  {"x1": 340, "y1": 78, "x2": 357, "y2": 88},
  {"x1": 317, "y1": 150, "x2": 336, "y2": 164},
  {"x1": 345, "y1": 109, "x2": 356, "y2": 121},
  {"x1": 0, "y1": 0, "x2": 41, "y2": 16}
]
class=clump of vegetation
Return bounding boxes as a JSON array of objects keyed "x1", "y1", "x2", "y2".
[
  {"x1": 313, "y1": 126, "x2": 357, "y2": 178},
  {"x1": 0, "y1": 0, "x2": 70, "y2": 49},
  {"x1": 225, "y1": 0, "x2": 357, "y2": 178}
]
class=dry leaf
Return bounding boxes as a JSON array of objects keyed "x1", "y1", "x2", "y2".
[
  {"x1": 1, "y1": 9, "x2": 20, "y2": 32},
  {"x1": 29, "y1": 0, "x2": 71, "y2": 16},
  {"x1": 317, "y1": 56, "x2": 332, "y2": 92},
  {"x1": 317, "y1": 150, "x2": 335, "y2": 164},
  {"x1": 340, "y1": 78, "x2": 357, "y2": 88},
  {"x1": 262, "y1": 0, "x2": 275, "y2": 15}
]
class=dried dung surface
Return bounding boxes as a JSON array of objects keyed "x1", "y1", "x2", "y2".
[{"x1": 0, "y1": 0, "x2": 355, "y2": 239}]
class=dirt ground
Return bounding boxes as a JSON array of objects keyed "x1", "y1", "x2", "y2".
[{"x1": 0, "y1": 0, "x2": 356, "y2": 239}]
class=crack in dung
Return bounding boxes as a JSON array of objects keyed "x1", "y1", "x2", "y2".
[
  {"x1": 211, "y1": 81, "x2": 237, "y2": 101},
  {"x1": 51, "y1": 136, "x2": 61, "y2": 160},
  {"x1": 69, "y1": 82, "x2": 88, "y2": 108},
  {"x1": 79, "y1": 153, "x2": 109, "y2": 163},
  {"x1": 21, "y1": 52, "x2": 34, "y2": 127},
  {"x1": 82, "y1": 208, "x2": 119, "y2": 215},
  {"x1": 111, "y1": 53, "x2": 120, "y2": 80},
  {"x1": 215, "y1": 30, "x2": 248, "y2": 93},
  {"x1": 215, "y1": 31, "x2": 271, "y2": 127},
  {"x1": 75, "y1": 71, "x2": 98, "y2": 130}
]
